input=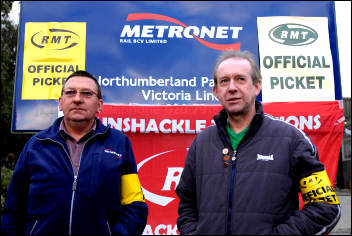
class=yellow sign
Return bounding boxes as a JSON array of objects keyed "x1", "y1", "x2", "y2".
[
  {"x1": 300, "y1": 170, "x2": 339, "y2": 205},
  {"x1": 22, "y1": 22, "x2": 86, "y2": 100},
  {"x1": 257, "y1": 17, "x2": 335, "y2": 102}
]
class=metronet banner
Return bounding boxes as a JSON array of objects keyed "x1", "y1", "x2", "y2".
[
  {"x1": 257, "y1": 17, "x2": 335, "y2": 102},
  {"x1": 13, "y1": 2, "x2": 343, "y2": 235},
  {"x1": 22, "y1": 22, "x2": 86, "y2": 99}
]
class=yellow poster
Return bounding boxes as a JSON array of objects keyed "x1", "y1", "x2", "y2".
[{"x1": 22, "y1": 22, "x2": 86, "y2": 100}]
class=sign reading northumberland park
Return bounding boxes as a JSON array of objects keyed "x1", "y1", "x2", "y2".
[{"x1": 13, "y1": 2, "x2": 344, "y2": 235}]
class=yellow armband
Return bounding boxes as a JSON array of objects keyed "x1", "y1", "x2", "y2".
[
  {"x1": 300, "y1": 170, "x2": 339, "y2": 205},
  {"x1": 121, "y1": 174, "x2": 145, "y2": 205}
]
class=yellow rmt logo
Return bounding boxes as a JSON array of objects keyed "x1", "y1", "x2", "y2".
[{"x1": 31, "y1": 28, "x2": 80, "y2": 50}]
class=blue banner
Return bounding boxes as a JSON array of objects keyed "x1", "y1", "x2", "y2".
[{"x1": 13, "y1": 1, "x2": 341, "y2": 131}]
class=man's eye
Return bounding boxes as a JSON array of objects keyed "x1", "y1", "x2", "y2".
[
  {"x1": 65, "y1": 90, "x2": 76, "y2": 96},
  {"x1": 236, "y1": 77, "x2": 246, "y2": 82},
  {"x1": 81, "y1": 91, "x2": 93, "y2": 97},
  {"x1": 220, "y1": 78, "x2": 228, "y2": 84}
]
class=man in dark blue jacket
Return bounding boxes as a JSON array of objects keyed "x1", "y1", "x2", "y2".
[
  {"x1": 1, "y1": 70, "x2": 148, "y2": 235},
  {"x1": 176, "y1": 51, "x2": 341, "y2": 235}
]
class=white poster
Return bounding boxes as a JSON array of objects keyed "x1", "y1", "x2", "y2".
[{"x1": 257, "y1": 17, "x2": 335, "y2": 102}]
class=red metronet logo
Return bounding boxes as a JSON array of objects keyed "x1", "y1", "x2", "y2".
[{"x1": 120, "y1": 13, "x2": 242, "y2": 51}]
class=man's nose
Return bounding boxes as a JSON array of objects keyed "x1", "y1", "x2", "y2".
[
  {"x1": 228, "y1": 79, "x2": 238, "y2": 91},
  {"x1": 73, "y1": 92, "x2": 84, "y2": 101}
]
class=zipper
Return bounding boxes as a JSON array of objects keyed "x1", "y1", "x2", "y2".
[
  {"x1": 29, "y1": 220, "x2": 38, "y2": 235},
  {"x1": 226, "y1": 150, "x2": 237, "y2": 235},
  {"x1": 68, "y1": 133, "x2": 102, "y2": 234},
  {"x1": 68, "y1": 141, "x2": 87, "y2": 235},
  {"x1": 107, "y1": 222, "x2": 112, "y2": 235},
  {"x1": 37, "y1": 129, "x2": 107, "y2": 235},
  {"x1": 69, "y1": 175, "x2": 78, "y2": 235}
]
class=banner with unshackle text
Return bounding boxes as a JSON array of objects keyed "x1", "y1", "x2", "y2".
[
  {"x1": 96, "y1": 101, "x2": 344, "y2": 234},
  {"x1": 22, "y1": 22, "x2": 86, "y2": 100},
  {"x1": 257, "y1": 17, "x2": 335, "y2": 102}
]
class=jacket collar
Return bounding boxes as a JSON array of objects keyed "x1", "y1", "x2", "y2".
[
  {"x1": 214, "y1": 101, "x2": 264, "y2": 149},
  {"x1": 36, "y1": 117, "x2": 109, "y2": 141}
]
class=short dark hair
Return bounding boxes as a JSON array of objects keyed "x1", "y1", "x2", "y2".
[
  {"x1": 213, "y1": 50, "x2": 262, "y2": 86},
  {"x1": 62, "y1": 70, "x2": 102, "y2": 99}
]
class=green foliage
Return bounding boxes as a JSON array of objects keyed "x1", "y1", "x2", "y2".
[
  {"x1": 1, "y1": 0, "x2": 32, "y2": 214},
  {"x1": 1, "y1": 166, "x2": 13, "y2": 215},
  {"x1": 1, "y1": 1, "x2": 31, "y2": 166},
  {"x1": 1, "y1": 0, "x2": 17, "y2": 163}
]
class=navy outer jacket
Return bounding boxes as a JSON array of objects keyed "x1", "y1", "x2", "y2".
[
  {"x1": 1, "y1": 117, "x2": 148, "y2": 235},
  {"x1": 176, "y1": 102, "x2": 341, "y2": 235}
]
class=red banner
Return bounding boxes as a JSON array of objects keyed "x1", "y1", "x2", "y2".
[
  {"x1": 97, "y1": 101, "x2": 344, "y2": 235},
  {"x1": 263, "y1": 101, "x2": 344, "y2": 184}
]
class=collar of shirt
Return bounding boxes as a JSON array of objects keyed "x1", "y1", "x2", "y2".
[
  {"x1": 59, "y1": 119, "x2": 97, "y2": 143},
  {"x1": 59, "y1": 119, "x2": 96, "y2": 175}
]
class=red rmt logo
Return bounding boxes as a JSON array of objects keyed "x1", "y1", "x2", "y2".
[{"x1": 137, "y1": 149, "x2": 186, "y2": 207}]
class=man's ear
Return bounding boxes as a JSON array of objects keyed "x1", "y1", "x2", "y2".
[
  {"x1": 97, "y1": 99, "x2": 103, "y2": 114},
  {"x1": 58, "y1": 96, "x2": 63, "y2": 111},
  {"x1": 255, "y1": 80, "x2": 262, "y2": 96},
  {"x1": 213, "y1": 86, "x2": 218, "y2": 99}
]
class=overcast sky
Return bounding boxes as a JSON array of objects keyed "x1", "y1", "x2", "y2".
[{"x1": 9, "y1": 1, "x2": 351, "y2": 97}]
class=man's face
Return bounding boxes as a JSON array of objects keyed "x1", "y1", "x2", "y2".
[
  {"x1": 213, "y1": 57, "x2": 261, "y2": 116},
  {"x1": 59, "y1": 76, "x2": 103, "y2": 123}
]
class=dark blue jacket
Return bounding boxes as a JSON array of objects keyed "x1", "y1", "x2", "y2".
[
  {"x1": 1, "y1": 117, "x2": 148, "y2": 235},
  {"x1": 176, "y1": 102, "x2": 340, "y2": 235}
]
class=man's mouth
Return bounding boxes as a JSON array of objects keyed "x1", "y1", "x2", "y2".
[
  {"x1": 226, "y1": 97, "x2": 241, "y2": 102},
  {"x1": 71, "y1": 108, "x2": 84, "y2": 111}
]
